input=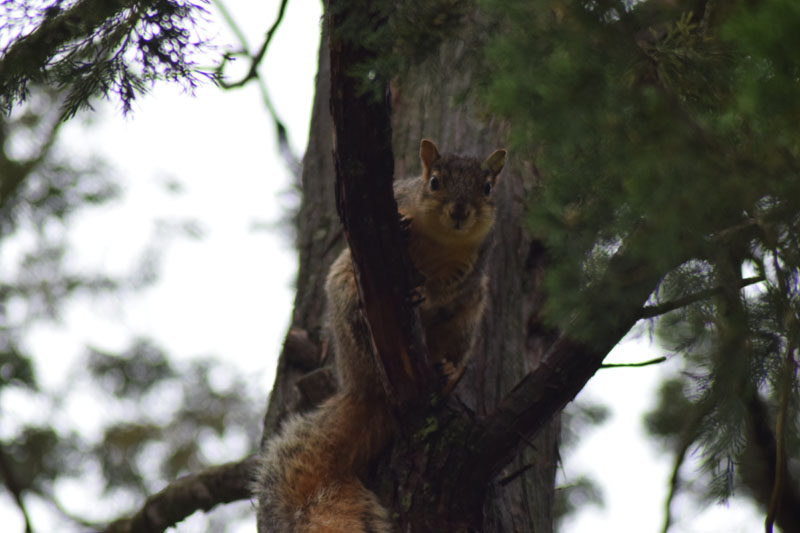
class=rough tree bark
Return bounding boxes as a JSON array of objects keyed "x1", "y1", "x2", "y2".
[{"x1": 257, "y1": 8, "x2": 559, "y2": 532}]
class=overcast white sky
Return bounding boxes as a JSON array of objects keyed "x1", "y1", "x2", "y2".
[{"x1": 2, "y1": 1, "x2": 768, "y2": 531}]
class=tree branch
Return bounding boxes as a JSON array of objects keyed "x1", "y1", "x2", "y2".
[
  {"x1": 600, "y1": 356, "x2": 667, "y2": 369},
  {"x1": 377, "y1": 224, "x2": 699, "y2": 520},
  {"x1": 765, "y1": 343, "x2": 797, "y2": 533},
  {"x1": 764, "y1": 245, "x2": 799, "y2": 533},
  {"x1": 639, "y1": 275, "x2": 765, "y2": 319},
  {"x1": 105, "y1": 455, "x2": 258, "y2": 533},
  {"x1": 466, "y1": 229, "x2": 686, "y2": 486},
  {"x1": 0, "y1": 0, "x2": 147, "y2": 107},
  {"x1": 327, "y1": 0, "x2": 435, "y2": 409},
  {"x1": 215, "y1": 0, "x2": 290, "y2": 90},
  {"x1": 660, "y1": 401, "x2": 713, "y2": 533},
  {"x1": 745, "y1": 393, "x2": 800, "y2": 533},
  {"x1": 2, "y1": 0, "x2": 216, "y2": 117},
  {"x1": 0, "y1": 96, "x2": 65, "y2": 218}
]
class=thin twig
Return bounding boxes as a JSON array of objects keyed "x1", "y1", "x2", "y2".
[
  {"x1": 498, "y1": 463, "x2": 534, "y2": 486},
  {"x1": 211, "y1": 0, "x2": 301, "y2": 179},
  {"x1": 661, "y1": 401, "x2": 712, "y2": 533},
  {"x1": 640, "y1": 275, "x2": 765, "y2": 319},
  {"x1": 763, "y1": 241, "x2": 796, "y2": 533},
  {"x1": 765, "y1": 345, "x2": 797, "y2": 533},
  {"x1": 600, "y1": 356, "x2": 667, "y2": 369},
  {"x1": 215, "y1": 0, "x2": 290, "y2": 90}
]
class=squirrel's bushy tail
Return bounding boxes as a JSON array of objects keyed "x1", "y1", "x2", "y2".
[{"x1": 254, "y1": 391, "x2": 393, "y2": 532}]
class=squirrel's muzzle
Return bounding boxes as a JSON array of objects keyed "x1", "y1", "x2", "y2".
[{"x1": 450, "y1": 203, "x2": 470, "y2": 222}]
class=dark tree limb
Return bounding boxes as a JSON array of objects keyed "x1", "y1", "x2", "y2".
[
  {"x1": 104, "y1": 455, "x2": 258, "y2": 533},
  {"x1": 327, "y1": 0, "x2": 435, "y2": 409},
  {"x1": 465, "y1": 231, "x2": 685, "y2": 488}
]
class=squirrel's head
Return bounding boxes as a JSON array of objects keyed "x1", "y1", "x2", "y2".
[{"x1": 416, "y1": 139, "x2": 506, "y2": 245}]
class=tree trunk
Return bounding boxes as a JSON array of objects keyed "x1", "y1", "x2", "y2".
[
  {"x1": 258, "y1": 11, "x2": 559, "y2": 533},
  {"x1": 390, "y1": 40, "x2": 559, "y2": 533}
]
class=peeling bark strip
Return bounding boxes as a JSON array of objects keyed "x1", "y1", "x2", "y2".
[{"x1": 327, "y1": 0, "x2": 436, "y2": 408}]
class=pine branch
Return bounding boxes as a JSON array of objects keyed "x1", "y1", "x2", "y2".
[
  {"x1": 0, "y1": 0, "x2": 146, "y2": 107},
  {"x1": 1, "y1": 0, "x2": 140, "y2": 76},
  {"x1": 105, "y1": 455, "x2": 258, "y2": 533},
  {"x1": 0, "y1": 0, "x2": 214, "y2": 117},
  {"x1": 639, "y1": 275, "x2": 765, "y2": 319}
]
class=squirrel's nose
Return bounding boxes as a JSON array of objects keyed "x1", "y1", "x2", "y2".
[{"x1": 451, "y1": 203, "x2": 469, "y2": 222}]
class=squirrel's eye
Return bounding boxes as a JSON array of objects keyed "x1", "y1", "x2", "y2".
[
  {"x1": 429, "y1": 176, "x2": 440, "y2": 191},
  {"x1": 483, "y1": 182, "x2": 493, "y2": 196}
]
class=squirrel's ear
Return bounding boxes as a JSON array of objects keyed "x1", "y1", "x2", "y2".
[
  {"x1": 483, "y1": 149, "x2": 507, "y2": 179},
  {"x1": 420, "y1": 139, "x2": 441, "y2": 177}
]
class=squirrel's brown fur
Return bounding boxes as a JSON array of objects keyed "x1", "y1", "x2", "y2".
[{"x1": 255, "y1": 139, "x2": 506, "y2": 532}]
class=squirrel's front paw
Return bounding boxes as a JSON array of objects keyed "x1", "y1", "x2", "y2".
[
  {"x1": 435, "y1": 360, "x2": 465, "y2": 395},
  {"x1": 439, "y1": 360, "x2": 457, "y2": 379}
]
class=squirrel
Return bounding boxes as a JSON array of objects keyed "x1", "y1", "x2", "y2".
[{"x1": 254, "y1": 139, "x2": 506, "y2": 532}]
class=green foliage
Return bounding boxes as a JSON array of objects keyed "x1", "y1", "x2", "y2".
[
  {"x1": 0, "y1": 82, "x2": 255, "y2": 530},
  {"x1": 479, "y1": 0, "x2": 800, "y2": 337},
  {"x1": 330, "y1": 0, "x2": 470, "y2": 97},
  {"x1": 0, "y1": 340, "x2": 36, "y2": 390},
  {"x1": 1, "y1": 338, "x2": 261, "y2": 527},
  {"x1": 554, "y1": 475, "x2": 603, "y2": 526},
  {"x1": 2, "y1": 427, "x2": 83, "y2": 492},
  {"x1": 560, "y1": 400, "x2": 610, "y2": 449},
  {"x1": 84, "y1": 341, "x2": 261, "y2": 497},
  {"x1": 476, "y1": 0, "x2": 800, "y2": 517},
  {"x1": 555, "y1": 400, "x2": 609, "y2": 525},
  {"x1": 88, "y1": 340, "x2": 176, "y2": 397},
  {"x1": 0, "y1": 88, "x2": 118, "y2": 237},
  {"x1": 0, "y1": 0, "x2": 217, "y2": 117},
  {"x1": 644, "y1": 378, "x2": 694, "y2": 448}
]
